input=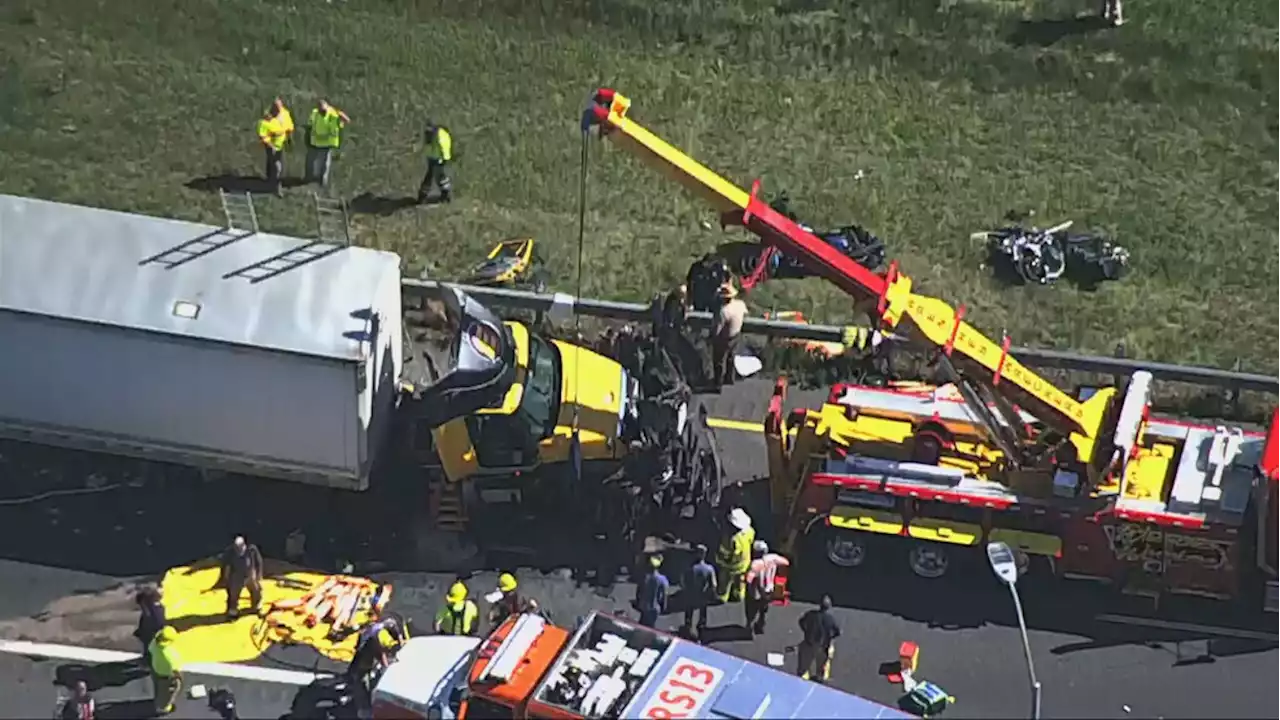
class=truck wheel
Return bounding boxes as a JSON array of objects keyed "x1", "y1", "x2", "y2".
[
  {"x1": 907, "y1": 543, "x2": 950, "y2": 579},
  {"x1": 825, "y1": 531, "x2": 868, "y2": 569}
]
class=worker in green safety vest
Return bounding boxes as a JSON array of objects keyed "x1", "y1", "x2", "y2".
[
  {"x1": 305, "y1": 99, "x2": 351, "y2": 188},
  {"x1": 417, "y1": 120, "x2": 454, "y2": 204},
  {"x1": 434, "y1": 581, "x2": 479, "y2": 636}
]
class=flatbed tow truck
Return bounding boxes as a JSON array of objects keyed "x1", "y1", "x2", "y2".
[
  {"x1": 368, "y1": 612, "x2": 912, "y2": 719},
  {"x1": 580, "y1": 88, "x2": 1279, "y2": 613}
]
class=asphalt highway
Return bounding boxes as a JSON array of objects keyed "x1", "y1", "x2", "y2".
[{"x1": 0, "y1": 379, "x2": 1276, "y2": 719}]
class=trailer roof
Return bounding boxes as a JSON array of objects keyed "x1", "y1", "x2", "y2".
[{"x1": 0, "y1": 194, "x2": 399, "y2": 361}]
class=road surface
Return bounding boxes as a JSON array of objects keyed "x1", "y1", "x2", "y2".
[{"x1": 0, "y1": 379, "x2": 1275, "y2": 718}]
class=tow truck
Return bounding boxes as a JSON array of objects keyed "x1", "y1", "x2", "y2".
[
  {"x1": 580, "y1": 88, "x2": 1280, "y2": 611},
  {"x1": 368, "y1": 611, "x2": 912, "y2": 719}
]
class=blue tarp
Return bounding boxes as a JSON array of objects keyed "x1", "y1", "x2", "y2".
[{"x1": 623, "y1": 637, "x2": 914, "y2": 719}]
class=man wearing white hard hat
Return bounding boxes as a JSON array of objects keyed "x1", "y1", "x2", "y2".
[{"x1": 715, "y1": 508, "x2": 755, "y2": 603}]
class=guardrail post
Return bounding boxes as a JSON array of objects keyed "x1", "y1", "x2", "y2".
[
  {"x1": 1112, "y1": 343, "x2": 1127, "y2": 388},
  {"x1": 1225, "y1": 358, "x2": 1243, "y2": 418}
]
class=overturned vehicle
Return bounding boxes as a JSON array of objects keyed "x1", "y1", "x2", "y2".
[{"x1": 976, "y1": 220, "x2": 1130, "y2": 289}]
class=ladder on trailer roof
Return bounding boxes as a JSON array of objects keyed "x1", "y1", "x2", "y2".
[
  {"x1": 220, "y1": 189, "x2": 260, "y2": 234},
  {"x1": 223, "y1": 192, "x2": 351, "y2": 283},
  {"x1": 138, "y1": 191, "x2": 259, "y2": 269}
]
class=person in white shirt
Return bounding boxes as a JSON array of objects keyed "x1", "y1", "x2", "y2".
[{"x1": 744, "y1": 540, "x2": 790, "y2": 635}]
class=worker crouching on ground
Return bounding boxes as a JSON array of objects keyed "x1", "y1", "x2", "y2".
[
  {"x1": 680, "y1": 544, "x2": 717, "y2": 640},
  {"x1": 716, "y1": 508, "x2": 755, "y2": 603},
  {"x1": 417, "y1": 120, "x2": 454, "y2": 204},
  {"x1": 435, "y1": 582, "x2": 479, "y2": 635},
  {"x1": 220, "y1": 535, "x2": 264, "y2": 619},
  {"x1": 796, "y1": 595, "x2": 841, "y2": 683},
  {"x1": 347, "y1": 612, "x2": 407, "y2": 688},
  {"x1": 489, "y1": 573, "x2": 525, "y2": 628},
  {"x1": 304, "y1": 99, "x2": 351, "y2": 188},
  {"x1": 744, "y1": 540, "x2": 790, "y2": 636},
  {"x1": 133, "y1": 586, "x2": 166, "y2": 664},
  {"x1": 634, "y1": 554, "x2": 670, "y2": 628},
  {"x1": 712, "y1": 282, "x2": 747, "y2": 389},
  {"x1": 256, "y1": 98, "x2": 294, "y2": 197},
  {"x1": 148, "y1": 626, "x2": 184, "y2": 715}
]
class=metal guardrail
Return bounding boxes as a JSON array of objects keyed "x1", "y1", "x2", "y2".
[{"x1": 402, "y1": 279, "x2": 1278, "y2": 395}]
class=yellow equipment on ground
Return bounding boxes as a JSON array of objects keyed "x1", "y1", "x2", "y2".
[
  {"x1": 158, "y1": 557, "x2": 390, "y2": 664},
  {"x1": 465, "y1": 237, "x2": 547, "y2": 290}
]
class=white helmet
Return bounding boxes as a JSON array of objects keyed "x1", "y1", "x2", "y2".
[
  {"x1": 728, "y1": 508, "x2": 752, "y2": 531},
  {"x1": 752, "y1": 540, "x2": 768, "y2": 555}
]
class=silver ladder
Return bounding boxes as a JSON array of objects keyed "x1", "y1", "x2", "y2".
[
  {"x1": 220, "y1": 189, "x2": 260, "y2": 234},
  {"x1": 223, "y1": 193, "x2": 351, "y2": 283},
  {"x1": 313, "y1": 193, "x2": 352, "y2": 247}
]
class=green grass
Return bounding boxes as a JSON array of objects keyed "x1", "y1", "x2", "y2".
[{"x1": 1, "y1": 0, "x2": 1275, "y2": 373}]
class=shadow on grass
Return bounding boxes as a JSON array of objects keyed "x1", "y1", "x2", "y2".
[
  {"x1": 349, "y1": 191, "x2": 419, "y2": 216},
  {"x1": 1007, "y1": 13, "x2": 1112, "y2": 48},
  {"x1": 185, "y1": 174, "x2": 308, "y2": 195}
]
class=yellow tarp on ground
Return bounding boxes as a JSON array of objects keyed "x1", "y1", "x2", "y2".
[{"x1": 159, "y1": 557, "x2": 375, "y2": 665}]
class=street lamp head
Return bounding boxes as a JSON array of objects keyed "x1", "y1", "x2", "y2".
[{"x1": 987, "y1": 541, "x2": 1020, "y2": 586}]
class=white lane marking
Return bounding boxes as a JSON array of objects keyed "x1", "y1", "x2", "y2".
[
  {"x1": 1095, "y1": 614, "x2": 1279, "y2": 642},
  {"x1": 0, "y1": 640, "x2": 332, "y2": 686}
]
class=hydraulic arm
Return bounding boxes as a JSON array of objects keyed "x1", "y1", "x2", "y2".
[{"x1": 583, "y1": 88, "x2": 1109, "y2": 454}]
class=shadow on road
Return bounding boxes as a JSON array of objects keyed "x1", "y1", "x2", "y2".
[
  {"x1": 54, "y1": 660, "x2": 147, "y2": 691},
  {"x1": 96, "y1": 699, "x2": 159, "y2": 719}
]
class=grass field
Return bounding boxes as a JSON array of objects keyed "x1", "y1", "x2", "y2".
[{"x1": 1, "y1": 0, "x2": 1275, "y2": 372}]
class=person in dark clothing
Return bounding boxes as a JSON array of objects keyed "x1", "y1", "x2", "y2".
[
  {"x1": 59, "y1": 680, "x2": 95, "y2": 720},
  {"x1": 133, "y1": 586, "x2": 166, "y2": 664},
  {"x1": 680, "y1": 544, "x2": 717, "y2": 640},
  {"x1": 796, "y1": 595, "x2": 841, "y2": 683},
  {"x1": 346, "y1": 613, "x2": 406, "y2": 686},
  {"x1": 220, "y1": 536, "x2": 264, "y2": 619},
  {"x1": 634, "y1": 555, "x2": 670, "y2": 628},
  {"x1": 488, "y1": 573, "x2": 524, "y2": 628}
]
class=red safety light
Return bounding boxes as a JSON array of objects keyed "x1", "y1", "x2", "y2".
[{"x1": 1262, "y1": 408, "x2": 1279, "y2": 482}]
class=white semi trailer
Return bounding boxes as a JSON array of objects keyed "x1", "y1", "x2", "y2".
[{"x1": 0, "y1": 194, "x2": 410, "y2": 490}]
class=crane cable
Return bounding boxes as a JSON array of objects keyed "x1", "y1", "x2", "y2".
[{"x1": 569, "y1": 116, "x2": 592, "y2": 481}]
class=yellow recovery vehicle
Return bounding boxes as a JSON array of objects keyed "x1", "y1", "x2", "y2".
[{"x1": 581, "y1": 88, "x2": 1278, "y2": 611}]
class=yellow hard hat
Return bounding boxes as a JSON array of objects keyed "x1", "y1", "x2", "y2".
[
  {"x1": 158, "y1": 626, "x2": 178, "y2": 643},
  {"x1": 447, "y1": 582, "x2": 467, "y2": 605},
  {"x1": 649, "y1": 554, "x2": 663, "y2": 568},
  {"x1": 498, "y1": 573, "x2": 517, "y2": 593}
]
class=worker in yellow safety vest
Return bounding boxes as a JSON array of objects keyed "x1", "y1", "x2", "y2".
[
  {"x1": 434, "y1": 581, "x2": 479, "y2": 636},
  {"x1": 256, "y1": 98, "x2": 294, "y2": 196},
  {"x1": 304, "y1": 99, "x2": 350, "y2": 188},
  {"x1": 417, "y1": 120, "x2": 454, "y2": 204},
  {"x1": 715, "y1": 507, "x2": 755, "y2": 603},
  {"x1": 148, "y1": 626, "x2": 184, "y2": 715}
]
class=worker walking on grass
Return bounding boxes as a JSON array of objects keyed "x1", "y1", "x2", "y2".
[
  {"x1": 634, "y1": 554, "x2": 670, "y2": 629},
  {"x1": 220, "y1": 535, "x2": 263, "y2": 619},
  {"x1": 489, "y1": 572, "x2": 525, "y2": 628},
  {"x1": 680, "y1": 544, "x2": 717, "y2": 640},
  {"x1": 796, "y1": 595, "x2": 841, "y2": 684},
  {"x1": 304, "y1": 99, "x2": 351, "y2": 188},
  {"x1": 148, "y1": 626, "x2": 184, "y2": 715},
  {"x1": 1100, "y1": 0, "x2": 1124, "y2": 26},
  {"x1": 133, "y1": 586, "x2": 166, "y2": 665},
  {"x1": 435, "y1": 582, "x2": 479, "y2": 636},
  {"x1": 256, "y1": 98, "x2": 294, "y2": 196},
  {"x1": 744, "y1": 540, "x2": 789, "y2": 636},
  {"x1": 418, "y1": 120, "x2": 454, "y2": 204},
  {"x1": 712, "y1": 282, "x2": 747, "y2": 389},
  {"x1": 715, "y1": 507, "x2": 755, "y2": 603}
]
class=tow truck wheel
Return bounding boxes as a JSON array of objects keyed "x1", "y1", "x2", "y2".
[
  {"x1": 825, "y1": 532, "x2": 868, "y2": 568},
  {"x1": 907, "y1": 543, "x2": 950, "y2": 579}
]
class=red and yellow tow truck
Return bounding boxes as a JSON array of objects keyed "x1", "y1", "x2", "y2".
[
  {"x1": 580, "y1": 88, "x2": 1279, "y2": 612},
  {"x1": 368, "y1": 612, "x2": 911, "y2": 719}
]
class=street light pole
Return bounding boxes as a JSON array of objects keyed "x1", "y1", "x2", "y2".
[
  {"x1": 987, "y1": 541, "x2": 1043, "y2": 720},
  {"x1": 1006, "y1": 579, "x2": 1042, "y2": 720}
]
